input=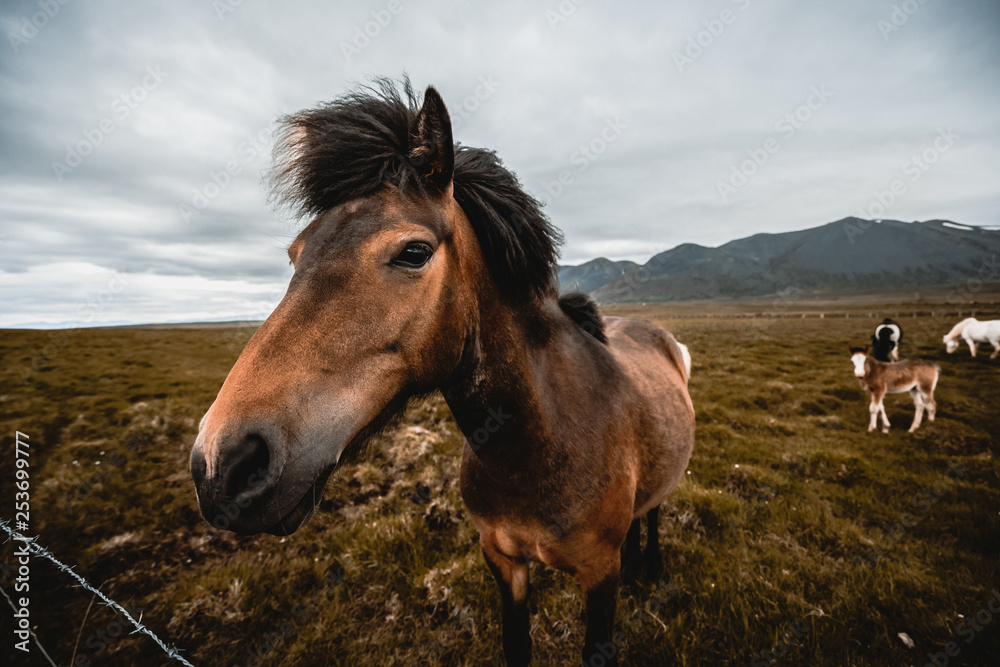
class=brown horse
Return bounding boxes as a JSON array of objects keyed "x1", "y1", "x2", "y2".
[
  {"x1": 850, "y1": 346, "x2": 939, "y2": 433},
  {"x1": 189, "y1": 79, "x2": 696, "y2": 666}
]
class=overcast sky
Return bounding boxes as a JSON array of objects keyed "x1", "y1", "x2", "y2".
[{"x1": 1, "y1": 0, "x2": 998, "y2": 326}]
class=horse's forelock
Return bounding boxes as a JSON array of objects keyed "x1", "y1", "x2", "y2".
[{"x1": 268, "y1": 77, "x2": 562, "y2": 299}]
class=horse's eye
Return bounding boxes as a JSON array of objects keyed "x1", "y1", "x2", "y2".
[{"x1": 392, "y1": 242, "x2": 433, "y2": 268}]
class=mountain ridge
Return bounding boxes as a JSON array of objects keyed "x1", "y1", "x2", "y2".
[{"x1": 557, "y1": 218, "x2": 1000, "y2": 303}]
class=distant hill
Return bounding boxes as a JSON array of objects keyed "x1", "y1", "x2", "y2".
[
  {"x1": 556, "y1": 218, "x2": 1000, "y2": 303},
  {"x1": 557, "y1": 257, "x2": 639, "y2": 292}
]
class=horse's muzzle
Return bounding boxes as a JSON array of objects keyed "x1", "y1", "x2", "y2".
[{"x1": 189, "y1": 421, "x2": 333, "y2": 536}]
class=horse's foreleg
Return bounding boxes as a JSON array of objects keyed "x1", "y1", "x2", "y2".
[
  {"x1": 482, "y1": 544, "x2": 531, "y2": 667},
  {"x1": 579, "y1": 562, "x2": 623, "y2": 667},
  {"x1": 868, "y1": 396, "x2": 879, "y2": 432},
  {"x1": 890, "y1": 345, "x2": 899, "y2": 362},
  {"x1": 621, "y1": 519, "x2": 641, "y2": 585},
  {"x1": 644, "y1": 505, "x2": 664, "y2": 581},
  {"x1": 968, "y1": 339, "x2": 977, "y2": 357},
  {"x1": 879, "y1": 401, "x2": 891, "y2": 433}
]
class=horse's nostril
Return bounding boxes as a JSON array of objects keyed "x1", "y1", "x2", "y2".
[
  {"x1": 190, "y1": 447, "x2": 207, "y2": 488},
  {"x1": 223, "y1": 433, "x2": 271, "y2": 499}
]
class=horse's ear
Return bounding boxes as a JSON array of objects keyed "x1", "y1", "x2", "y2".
[{"x1": 408, "y1": 86, "x2": 454, "y2": 194}]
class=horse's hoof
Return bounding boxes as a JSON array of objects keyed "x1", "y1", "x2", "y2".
[{"x1": 646, "y1": 558, "x2": 664, "y2": 582}]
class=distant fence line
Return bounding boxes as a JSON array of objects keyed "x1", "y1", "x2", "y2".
[
  {"x1": 608, "y1": 309, "x2": 1000, "y2": 320},
  {"x1": 1, "y1": 519, "x2": 195, "y2": 667}
]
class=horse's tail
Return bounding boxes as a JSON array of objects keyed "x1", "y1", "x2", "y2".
[
  {"x1": 676, "y1": 342, "x2": 692, "y2": 384},
  {"x1": 661, "y1": 335, "x2": 695, "y2": 416}
]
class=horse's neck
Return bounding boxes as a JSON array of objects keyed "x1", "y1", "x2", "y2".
[
  {"x1": 954, "y1": 317, "x2": 977, "y2": 338},
  {"x1": 441, "y1": 293, "x2": 579, "y2": 467}
]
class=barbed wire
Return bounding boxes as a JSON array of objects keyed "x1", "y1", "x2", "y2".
[
  {"x1": 0, "y1": 582, "x2": 58, "y2": 666},
  {"x1": 0, "y1": 519, "x2": 195, "y2": 667}
]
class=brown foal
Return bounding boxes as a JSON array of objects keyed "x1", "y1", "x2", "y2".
[
  {"x1": 189, "y1": 80, "x2": 695, "y2": 666},
  {"x1": 850, "y1": 347, "x2": 939, "y2": 433}
]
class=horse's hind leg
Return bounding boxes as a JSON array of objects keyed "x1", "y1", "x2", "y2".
[
  {"x1": 482, "y1": 544, "x2": 531, "y2": 666},
  {"x1": 990, "y1": 340, "x2": 1000, "y2": 359},
  {"x1": 908, "y1": 388, "x2": 925, "y2": 433},
  {"x1": 925, "y1": 380, "x2": 937, "y2": 422},
  {"x1": 621, "y1": 519, "x2": 641, "y2": 585},
  {"x1": 644, "y1": 505, "x2": 664, "y2": 581}
]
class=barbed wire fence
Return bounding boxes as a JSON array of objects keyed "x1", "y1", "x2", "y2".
[
  {"x1": 1, "y1": 519, "x2": 195, "y2": 667},
  {"x1": 0, "y1": 582, "x2": 57, "y2": 666}
]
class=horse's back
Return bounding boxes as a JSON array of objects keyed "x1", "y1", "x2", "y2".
[
  {"x1": 604, "y1": 317, "x2": 690, "y2": 386},
  {"x1": 969, "y1": 319, "x2": 1000, "y2": 340},
  {"x1": 603, "y1": 316, "x2": 695, "y2": 514}
]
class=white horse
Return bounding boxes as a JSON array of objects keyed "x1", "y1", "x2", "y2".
[{"x1": 943, "y1": 317, "x2": 1000, "y2": 359}]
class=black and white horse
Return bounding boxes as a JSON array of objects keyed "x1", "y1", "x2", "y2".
[{"x1": 871, "y1": 318, "x2": 903, "y2": 362}]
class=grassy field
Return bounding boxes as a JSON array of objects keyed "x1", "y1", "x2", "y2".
[{"x1": 1, "y1": 302, "x2": 998, "y2": 666}]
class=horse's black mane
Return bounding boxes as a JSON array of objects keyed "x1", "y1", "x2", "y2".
[
  {"x1": 270, "y1": 77, "x2": 563, "y2": 298},
  {"x1": 558, "y1": 293, "x2": 608, "y2": 344}
]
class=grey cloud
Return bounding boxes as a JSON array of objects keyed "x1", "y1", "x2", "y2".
[{"x1": 0, "y1": 0, "x2": 998, "y2": 325}]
